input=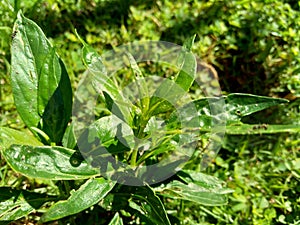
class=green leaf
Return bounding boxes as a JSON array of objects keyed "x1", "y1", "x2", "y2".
[
  {"x1": 40, "y1": 178, "x2": 116, "y2": 222},
  {"x1": 225, "y1": 124, "x2": 300, "y2": 135},
  {"x1": 167, "y1": 96, "x2": 220, "y2": 131},
  {"x1": 77, "y1": 116, "x2": 132, "y2": 157},
  {"x1": 129, "y1": 186, "x2": 171, "y2": 225},
  {"x1": 155, "y1": 170, "x2": 233, "y2": 206},
  {"x1": 166, "y1": 93, "x2": 291, "y2": 170},
  {"x1": 177, "y1": 170, "x2": 233, "y2": 195},
  {"x1": 37, "y1": 50, "x2": 72, "y2": 143},
  {"x1": 75, "y1": 116, "x2": 133, "y2": 174},
  {"x1": 80, "y1": 40, "x2": 119, "y2": 98},
  {"x1": 174, "y1": 34, "x2": 197, "y2": 91},
  {"x1": 149, "y1": 80, "x2": 185, "y2": 116},
  {"x1": 77, "y1": 34, "x2": 133, "y2": 125},
  {"x1": 126, "y1": 52, "x2": 150, "y2": 114},
  {"x1": 157, "y1": 180, "x2": 228, "y2": 206},
  {"x1": 2, "y1": 145, "x2": 99, "y2": 180},
  {"x1": 149, "y1": 35, "x2": 196, "y2": 115},
  {"x1": 62, "y1": 123, "x2": 77, "y2": 149},
  {"x1": 168, "y1": 93, "x2": 289, "y2": 131},
  {"x1": 108, "y1": 212, "x2": 123, "y2": 225},
  {"x1": 0, "y1": 187, "x2": 53, "y2": 224},
  {"x1": 225, "y1": 93, "x2": 289, "y2": 121},
  {"x1": 10, "y1": 11, "x2": 72, "y2": 144},
  {"x1": 0, "y1": 127, "x2": 43, "y2": 150}
]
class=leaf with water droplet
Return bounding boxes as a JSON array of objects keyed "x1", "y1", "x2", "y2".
[{"x1": 10, "y1": 11, "x2": 72, "y2": 144}]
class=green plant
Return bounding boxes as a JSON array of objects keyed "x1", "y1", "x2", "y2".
[{"x1": 0, "y1": 12, "x2": 299, "y2": 224}]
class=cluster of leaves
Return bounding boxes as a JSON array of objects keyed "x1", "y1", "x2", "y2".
[
  {"x1": 1, "y1": 11, "x2": 298, "y2": 224},
  {"x1": 0, "y1": 1, "x2": 299, "y2": 224}
]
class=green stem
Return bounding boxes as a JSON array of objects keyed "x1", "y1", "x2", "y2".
[
  {"x1": 130, "y1": 115, "x2": 149, "y2": 167},
  {"x1": 130, "y1": 148, "x2": 138, "y2": 167},
  {"x1": 179, "y1": 200, "x2": 184, "y2": 218},
  {"x1": 63, "y1": 180, "x2": 71, "y2": 196}
]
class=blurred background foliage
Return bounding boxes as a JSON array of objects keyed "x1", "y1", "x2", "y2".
[{"x1": 0, "y1": 0, "x2": 299, "y2": 224}]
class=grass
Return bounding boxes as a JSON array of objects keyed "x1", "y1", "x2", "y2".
[{"x1": 0, "y1": 0, "x2": 299, "y2": 224}]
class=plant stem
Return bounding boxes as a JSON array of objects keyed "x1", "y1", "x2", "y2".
[
  {"x1": 130, "y1": 115, "x2": 148, "y2": 167},
  {"x1": 179, "y1": 200, "x2": 184, "y2": 218},
  {"x1": 130, "y1": 148, "x2": 138, "y2": 167}
]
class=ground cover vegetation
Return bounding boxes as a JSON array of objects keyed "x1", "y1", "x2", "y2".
[{"x1": 0, "y1": 0, "x2": 299, "y2": 224}]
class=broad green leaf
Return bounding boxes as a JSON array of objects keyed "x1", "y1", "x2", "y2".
[
  {"x1": 2, "y1": 145, "x2": 99, "y2": 180},
  {"x1": 108, "y1": 212, "x2": 123, "y2": 225},
  {"x1": 129, "y1": 186, "x2": 171, "y2": 225},
  {"x1": 0, "y1": 127, "x2": 42, "y2": 150},
  {"x1": 40, "y1": 178, "x2": 116, "y2": 222},
  {"x1": 155, "y1": 170, "x2": 233, "y2": 206},
  {"x1": 38, "y1": 50, "x2": 72, "y2": 143},
  {"x1": 0, "y1": 187, "x2": 54, "y2": 224},
  {"x1": 10, "y1": 11, "x2": 72, "y2": 144}
]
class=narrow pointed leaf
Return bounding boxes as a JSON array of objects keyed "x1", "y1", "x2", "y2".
[
  {"x1": 225, "y1": 124, "x2": 300, "y2": 135},
  {"x1": 174, "y1": 34, "x2": 197, "y2": 91},
  {"x1": 149, "y1": 35, "x2": 196, "y2": 115},
  {"x1": 225, "y1": 93, "x2": 289, "y2": 120},
  {"x1": 40, "y1": 178, "x2": 116, "y2": 222},
  {"x1": 126, "y1": 52, "x2": 150, "y2": 113},
  {"x1": 80, "y1": 41, "x2": 119, "y2": 98},
  {"x1": 77, "y1": 38, "x2": 133, "y2": 125},
  {"x1": 108, "y1": 212, "x2": 123, "y2": 225},
  {"x1": 168, "y1": 93, "x2": 289, "y2": 130},
  {"x1": 177, "y1": 170, "x2": 233, "y2": 194}
]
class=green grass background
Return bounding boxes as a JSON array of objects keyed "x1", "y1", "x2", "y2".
[{"x1": 0, "y1": 0, "x2": 299, "y2": 224}]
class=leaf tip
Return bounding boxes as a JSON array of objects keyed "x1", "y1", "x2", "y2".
[{"x1": 183, "y1": 34, "x2": 197, "y2": 51}]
